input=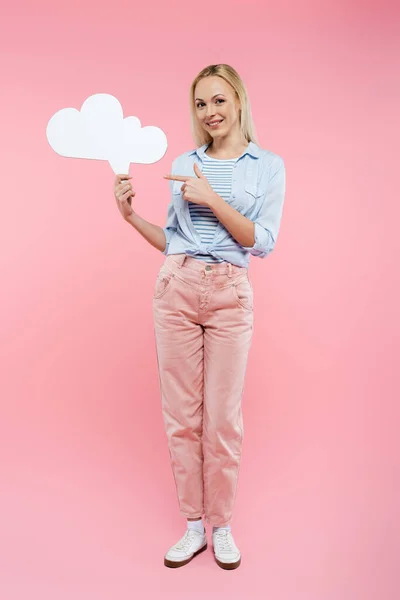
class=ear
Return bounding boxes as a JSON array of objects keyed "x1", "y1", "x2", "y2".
[{"x1": 193, "y1": 163, "x2": 206, "y2": 179}]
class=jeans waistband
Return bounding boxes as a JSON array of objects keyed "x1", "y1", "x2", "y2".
[{"x1": 166, "y1": 254, "x2": 247, "y2": 277}]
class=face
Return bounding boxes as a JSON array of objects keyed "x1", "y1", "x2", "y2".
[{"x1": 194, "y1": 76, "x2": 242, "y2": 139}]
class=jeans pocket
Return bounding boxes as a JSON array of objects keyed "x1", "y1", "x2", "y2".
[
  {"x1": 154, "y1": 267, "x2": 175, "y2": 299},
  {"x1": 232, "y1": 274, "x2": 253, "y2": 311}
]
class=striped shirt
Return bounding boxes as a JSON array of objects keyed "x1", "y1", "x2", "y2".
[{"x1": 188, "y1": 154, "x2": 238, "y2": 263}]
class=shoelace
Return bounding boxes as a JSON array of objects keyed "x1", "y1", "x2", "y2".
[
  {"x1": 214, "y1": 530, "x2": 233, "y2": 552},
  {"x1": 174, "y1": 529, "x2": 198, "y2": 551}
]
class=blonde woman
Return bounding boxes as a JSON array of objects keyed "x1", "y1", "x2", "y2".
[{"x1": 114, "y1": 64, "x2": 286, "y2": 570}]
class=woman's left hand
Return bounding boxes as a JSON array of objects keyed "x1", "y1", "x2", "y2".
[{"x1": 164, "y1": 163, "x2": 218, "y2": 207}]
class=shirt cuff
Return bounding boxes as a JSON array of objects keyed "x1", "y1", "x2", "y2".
[{"x1": 242, "y1": 222, "x2": 272, "y2": 257}]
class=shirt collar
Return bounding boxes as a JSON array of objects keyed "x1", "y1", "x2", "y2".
[{"x1": 188, "y1": 140, "x2": 261, "y2": 160}]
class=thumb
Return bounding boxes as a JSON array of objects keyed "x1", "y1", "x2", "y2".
[{"x1": 194, "y1": 163, "x2": 206, "y2": 179}]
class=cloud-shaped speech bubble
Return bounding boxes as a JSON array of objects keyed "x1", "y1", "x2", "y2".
[{"x1": 46, "y1": 93, "x2": 168, "y2": 174}]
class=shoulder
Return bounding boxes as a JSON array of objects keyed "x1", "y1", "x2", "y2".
[
  {"x1": 170, "y1": 148, "x2": 201, "y2": 175},
  {"x1": 170, "y1": 148, "x2": 194, "y2": 165},
  {"x1": 257, "y1": 147, "x2": 284, "y2": 170},
  {"x1": 254, "y1": 148, "x2": 285, "y2": 185}
]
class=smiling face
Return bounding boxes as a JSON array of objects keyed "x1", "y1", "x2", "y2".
[{"x1": 194, "y1": 76, "x2": 242, "y2": 140}]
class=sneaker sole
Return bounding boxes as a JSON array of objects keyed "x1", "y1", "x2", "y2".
[
  {"x1": 164, "y1": 542, "x2": 208, "y2": 568},
  {"x1": 215, "y1": 555, "x2": 241, "y2": 570}
]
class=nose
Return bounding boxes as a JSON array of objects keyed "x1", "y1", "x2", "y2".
[{"x1": 205, "y1": 104, "x2": 216, "y2": 119}]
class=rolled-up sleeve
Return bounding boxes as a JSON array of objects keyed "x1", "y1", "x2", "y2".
[
  {"x1": 243, "y1": 156, "x2": 286, "y2": 258},
  {"x1": 162, "y1": 161, "x2": 179, "y2": 255}
]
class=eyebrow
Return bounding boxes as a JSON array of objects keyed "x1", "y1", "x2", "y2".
[{"x1": 195, "y1": 94, "x2": 226, "y2": 101}]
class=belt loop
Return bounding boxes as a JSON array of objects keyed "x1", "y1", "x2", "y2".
[
  {"x1": 177, "y1": 254, "x2": 187, "y2": 269},
  {"x1": 227, "y1": 263, "x2": 232, "y2": 278}
]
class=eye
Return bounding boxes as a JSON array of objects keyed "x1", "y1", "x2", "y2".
[{"x1": 196, "y1": 98, "x2": 225, "y2": 109}]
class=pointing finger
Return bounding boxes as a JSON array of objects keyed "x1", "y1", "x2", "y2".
[{"x1": 163, "y1": 174, "x2": 191, "y2": 182}]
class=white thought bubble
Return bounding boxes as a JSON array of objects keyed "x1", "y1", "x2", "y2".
[{"x1": 46, "y1": 93, "x2": 168, "y2": 174}]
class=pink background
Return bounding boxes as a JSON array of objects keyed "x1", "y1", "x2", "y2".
[{"x1": 1, "y1": 1, "x2": 399, "y2": 598}]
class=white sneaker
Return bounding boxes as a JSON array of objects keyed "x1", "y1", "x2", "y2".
[
  {"x1": 164, "y1": 528, "x2": 207, "y2": 568},
  {"x1": 212, "y1": 529, "x2": 241, "y2": 570}
]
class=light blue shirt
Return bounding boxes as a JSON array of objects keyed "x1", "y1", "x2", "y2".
[{"x1": 163, "y1": 141, "x2": 286, "y2": 268}]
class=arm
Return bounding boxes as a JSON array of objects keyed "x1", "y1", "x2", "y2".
[
  {"x1": 208, "y1": 196, "x2": 256, "y2": 248},
  {"x1": 125, "y1": 212, "x2": 167, "y2": 253},
  {"x1": 209, "y1": 156, "x2": 286, "y2": 258}
]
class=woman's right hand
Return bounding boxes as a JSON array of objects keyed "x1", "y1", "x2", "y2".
[{"x1": 114, "y1": 174, "x2": 136, "y2": 220}]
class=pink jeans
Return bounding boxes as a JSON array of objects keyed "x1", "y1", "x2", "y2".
[{"x1": 152, "y1": 254, "x2": 254, "y2": 527}]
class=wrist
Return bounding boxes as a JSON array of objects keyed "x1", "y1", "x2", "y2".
[
  {"x1": 125, "y1": 211, "x2": 137, "y2": 225},
  {"x1": 207, "y1": 192, "x2": 224, "y2": 211}
]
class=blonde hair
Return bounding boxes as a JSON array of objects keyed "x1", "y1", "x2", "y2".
[{"x1": 189, "y1": 64, "x2": 259, "y2": 147}]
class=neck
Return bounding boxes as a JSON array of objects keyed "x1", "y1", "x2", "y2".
[{"x1": 207, "y1": 131, "x2": 249, "y2": 158}]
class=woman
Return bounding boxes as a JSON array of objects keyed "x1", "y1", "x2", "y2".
[{"x1": 113, "y1": 64, "x2": 286, "y2": 570}]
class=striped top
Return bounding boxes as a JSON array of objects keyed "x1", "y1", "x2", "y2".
[{"x1": 189, "y1": 154, "x2": 238, "y2": 263}]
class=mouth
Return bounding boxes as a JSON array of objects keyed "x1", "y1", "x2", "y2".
[{"x1": 206, "y1": 119, "x2": 224, "y2": 129}]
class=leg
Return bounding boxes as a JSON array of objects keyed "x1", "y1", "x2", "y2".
[
  {"x1": 202, "y1": 277, "x2": 254, "y2": 527},
  {"x1": 153, "y1": 265, "x2": 205, "y2": 519}
]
